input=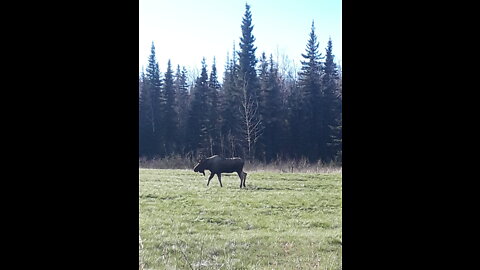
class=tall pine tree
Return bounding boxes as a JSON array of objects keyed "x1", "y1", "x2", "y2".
[
  {"x1": 186, "y1": 58, "x2": 210, "y2": 156},
  {"x1": 322, "y1": 38, "x2": 342, "y2": 161},
  {"x1": 262, "y1": 55, "x2": 283, "y2": 161},
  {"x1": 207, "y1": 57, "x2": 221, "y2": 155},
  {"x1": 256, "y1": 52, "x2": 269, "y2": 160},
  {"x1": 237, "y1": 3, "x2": 261, "y2": 158},
  {"x1": 144, "y1": 42, "x2": 163, "y2": 157},
  {"x1": 221, "y1": 43, "x2": 242, "y2": 157},
  {"x1": 174, "y1": 65, "x2": 190, "y2": 155},
  {"x1": 286, "y1": 80, "x2": 304, "y2": 159},
  {"x1": 163, "y1": 59, "x2": 177, "y2": 156},
  {"x1": 139, "y1": 68, "x2": 155, "y2": 157},
  {"x1": 298, "y1": 21, "x2": 324, "y2": 161},
  {"x1": 237, "y1": 3, "x2": 259, "y2": 105}
]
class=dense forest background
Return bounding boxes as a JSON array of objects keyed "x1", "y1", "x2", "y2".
[{"x1": 139, "y1": 4, "x2": 342, "y2": 164}]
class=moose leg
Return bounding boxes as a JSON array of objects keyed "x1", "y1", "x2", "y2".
[
  {"x1": 207, "y1": 172, "x2": 215, "y2": 186},
  {"x1": 243, "y1": 172, "x2": 247, "y2": 187},
  {"x1": 237, "y1": 171, "x2": 243, "y2": 188},
  {"x1": 217, "y1": 173, "x2": 223, "y2": 187}
]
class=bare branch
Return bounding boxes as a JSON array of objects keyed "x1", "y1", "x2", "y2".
[{"x1": 239, "y1": 72, "x2": 263, "y2": 159}]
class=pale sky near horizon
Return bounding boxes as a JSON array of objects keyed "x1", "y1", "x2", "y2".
[{"x1": 139, "y1": 0, "x2": 342, "y2": 80}]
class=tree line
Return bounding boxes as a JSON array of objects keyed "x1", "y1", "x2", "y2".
[{"x1": 139, "y1": 4, "x2": 342, "y2": 163}]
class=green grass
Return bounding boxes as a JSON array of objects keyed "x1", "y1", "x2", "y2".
[{"x1": 140, "y1": 169, "x2": 342, "y2": 270}]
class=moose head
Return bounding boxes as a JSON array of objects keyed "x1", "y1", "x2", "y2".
[{"x1": 193, "y1": 157, "x2": 207, "y2": 176}]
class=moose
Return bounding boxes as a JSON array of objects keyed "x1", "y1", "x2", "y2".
[{"x1": 193, "y1": 155, "x2": 247, "y2": 188}]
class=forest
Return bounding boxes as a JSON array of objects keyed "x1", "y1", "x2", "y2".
[{"x1": 139, "y1": 4, "x2": 342, "y2": 164}]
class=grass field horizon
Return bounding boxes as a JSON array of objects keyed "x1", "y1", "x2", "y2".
[
  {"x1": 139, "y1": 169, "x2": 342, "y2": 269},
  {"x1": 139, "y1": 157, "x2": 341, "y2": 174}
]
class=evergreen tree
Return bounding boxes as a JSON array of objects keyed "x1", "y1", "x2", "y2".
[
  {"x1": 285, "y1": 79, "x2": 304, "y2": 159},
  {"x1": 217, "y1": 52, "x2": 229, "y2": 157},
  {"x1": 139, "y1": 69, "x2": 155, "y2": 157},
  {"x1": 163, "y1": 60, "x2": 177, "y2": 156},
  {"x1": 257, "y1": 52, "x2": 269, "y2": 113},
  {"x1": 221, "y1": 44, "x2": 243, "y2": 157},
  {"x1": 256, "y1": 52, "x2": 269, "y2": 159},
  {"x1": 322, "y1": 38, "x2": 342, "y2": 161},
  {"x1": 237, "y1": 3, "x2": 259, "y2": 104},
  {"x1": 257, "y1": 53, "x2": 284, "y2": 161},
  {"x1": 298, "y1": 21, "x2": 324, "y2": 161},
  {"x1": 207, "y1": 57, "x2": 221, "y2": 155},
  {"x1": 186, "y1": 58, "x2": 210, "y2": 156},
  {"x1": 237, "y1": 3, "x2": 261, "y2": 158},
  {"x1": 144, "y1": 42, "x2": 163, "y2": 156},
  {"x1": 174, "y1": 65, "x2": 190, "y2": 155},
  {"x1": 209, "y1": 57, "x2": 221, "y2": 92},
  {"x1": 263, "y1": 54, "x2": 283, "y2": 161}
]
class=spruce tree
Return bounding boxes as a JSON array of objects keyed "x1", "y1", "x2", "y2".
[
  {"x1": 258, "y1": 52, "x2": 269, "y2": 113},
  {"x1": 221, "y1": 44, "x2": 243, "y2": 157},
  {"x1": 322, "y1": 38, "x2": 342, "y2": 161},
  {"x1": 256, "y1": 52, "x2": 269, "y2": 160},
  {"x1": 139, "y1": 69, "x2": 155, "y2": 158},
  {"x1": 174, "y1": 65, "x2": 189, "y2": 155},
  {"x1": 207, "y1": 57, "x2": 221, "y2": 155},
  {"x1": 237, "y1": 3, "x2": 261, "y2": 158},
  {"x1": 144, "y1": 42, "x2": 163, "y2": 156},
  {"x1": 237, "y1": 3, "x2": 259, "y2": 104},
  {"x1": 163, "y1": 60, "x2": 177, "y2": 156},
  {"x1": 286, "y1": 81, "x2": 304, "y2": 159},
  {"x1": 298, "y1": 21, "x2": 324, "y2": 161},
  {"x1": 264, "y1": 54, "x2": 283, "y2": 161},
  {"x1": 186, "y1": 58, "x2": 210, "y2": 156},
  {"x1": 218, "y1": 52, "x2": 230, "y2": 156}
]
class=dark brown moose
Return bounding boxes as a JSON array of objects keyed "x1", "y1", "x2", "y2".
[{"x1": 193, "y1": 155, "x2": 247, "y2": 188}]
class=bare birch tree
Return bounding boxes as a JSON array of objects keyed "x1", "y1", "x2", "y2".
[{"x1": 239, "y1": 75, "x2": 263, "y2": 159}]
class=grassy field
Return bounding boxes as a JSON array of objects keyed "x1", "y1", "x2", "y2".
[{"x1": 139, "y1": 169, "x2": 342, "y2": 270}]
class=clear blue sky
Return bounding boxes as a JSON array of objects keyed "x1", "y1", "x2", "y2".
[{"x1": 139, "y1": 0, "x2": 342, "y2": 79}]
